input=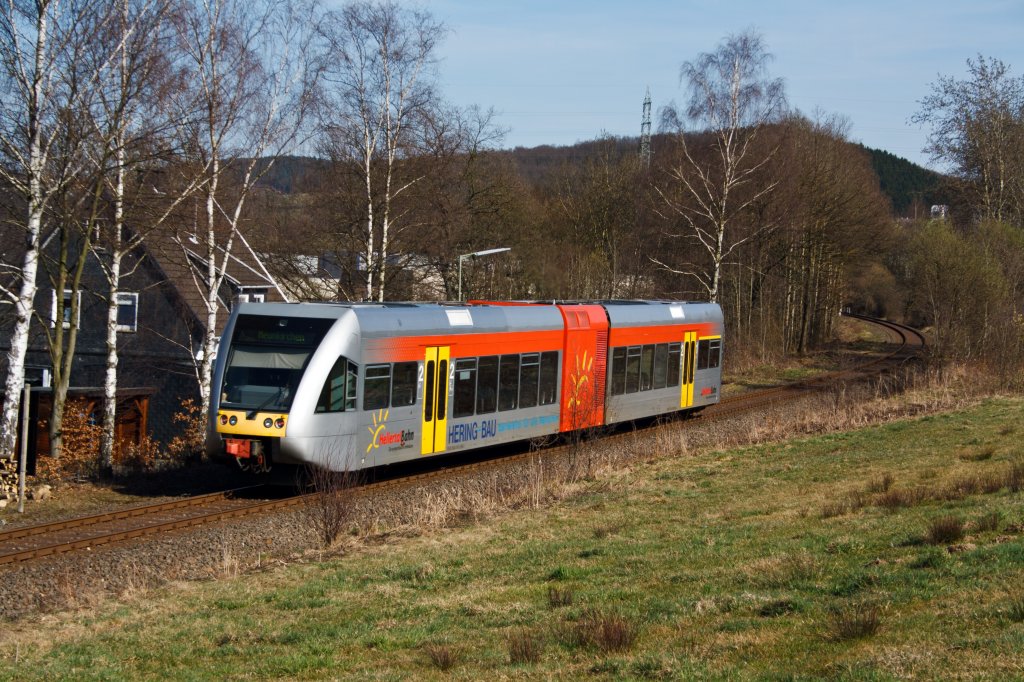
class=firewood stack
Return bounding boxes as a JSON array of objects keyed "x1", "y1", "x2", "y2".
[{"x1": 0, "y1": 458, "x2": 18, "y2": 506}]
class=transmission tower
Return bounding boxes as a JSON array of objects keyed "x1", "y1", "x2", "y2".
[{"x1": 639, "y1": 87, "x2": 652, "y2": 168}]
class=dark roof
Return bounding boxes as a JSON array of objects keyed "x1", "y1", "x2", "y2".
[{"x1": 140, "y1": 223, "x2": 287, "y2": 334}]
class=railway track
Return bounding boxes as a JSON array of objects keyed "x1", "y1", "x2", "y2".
[{"x1": 0, "y1": 314, "x2": 925, "y2": 567}]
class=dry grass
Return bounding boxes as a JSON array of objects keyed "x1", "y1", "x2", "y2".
[
  {"x1": 974, "y1": 511, "x2": 1003, "y2": 533},
  {"x1": 866, "y1": 472, "x2": 895, "y2": 493},
  {"x1": 423, "y1": 643, "x2": 460, "y2": 671},
  {"x1": 507, "y1": 627, "x2": 544, "y2": 664},
  {"x1": 926, "y1": 515, "x2": 966, "y2": 545},
  {"x1": 562, "y1": 609, "x2": 640, "y2": 654},
  {"x1": 547, "y1": 585, "x2": 574, "y2": 608},
  {"x1": 828, "y1": 601, "x2": 882, "y2": 641},
  {"x1": 959, "y1": 446, "x2": 996, "y2": 462}
]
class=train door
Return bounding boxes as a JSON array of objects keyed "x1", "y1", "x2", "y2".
[
  {"x1": 421, "y1": 346, "x2": 450, "y2": 455},
  {"x1": 680, "y1": 331, "x2": 697, "y2": 408}
]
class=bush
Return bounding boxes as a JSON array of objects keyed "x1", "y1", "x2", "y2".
[
  {"x1": 166, "y1": 398, "x2": 206, "y2": 461},
  {"x1": 39, "y1": 399, "x2": 102, "y2": 480},
  {"x1": 303, "y1": 464, "x2": 360, "y2": 548}
]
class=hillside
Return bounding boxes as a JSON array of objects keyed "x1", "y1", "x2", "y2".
[
  {"x1": 859, "y1": 145, "x2": 947, "y2": 216},
  {"x1": 255, "y1": 139, "x2": 945, "y2": 220}
]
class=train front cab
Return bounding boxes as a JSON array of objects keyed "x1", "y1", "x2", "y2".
[{"x1": 208, "y1": 303, "x2": 363, "y2": 473}]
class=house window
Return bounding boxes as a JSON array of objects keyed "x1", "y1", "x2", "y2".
[
  {"x1": 50, "y1": 289, "x2": 80, "y2": 329},
  {"x1": 116, "y1": 292, "x2": 138, "y2": 332}
]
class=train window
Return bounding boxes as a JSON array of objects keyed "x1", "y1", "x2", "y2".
[
  {"x1": 519, "y1": 353, "x2": 540, "y2": 409},
  {"x1": 423, "y1": 360, "x2": 435, "y2": 420},
  {"x1": 653, "y1": 344, "x2": 668, "y2": 389},
  {"x1": 610, "y1": 347, "x2": 626, "y2": 396},
  {"x1": 477, "y1": 356, "x2": 498, "y2": 414},
  {"x1": 364, "y1": 364, "x2": 391, "y2": 410},
  {"x1": 667, "y1": 342, "x2": 681, "y2": 387},
  {"x1": 391, "y1": 361, "x2": 418, "y2": 407},
  {"x1": 625, "y1": 346, "x2": 641, "y2": 394},
  {"x1": 498, "y1": 354, "x2": 519, "y2": 411},
  {"x1": 316, "y1": 356, "x2": 353, "y2": 413},
  {"x1": 708, "y1": 339, "x2": 722, "y2": 369},
  {"x1": 436, "y1": 359, "x2": 448, "y2": 420},
  {"x1": 539, "y1": 351, "x2": 559, "y2": 405},
  {"x1": 346, "y1": 362, "x2": 358, "y2": 410},
  {"x1": 697, "y1": 339, "x2": 722, "y2": 371},
  {"x1": 453, "y1": 358, "x2": 477, "y2": 418},
  {"x1": 640, "y1": 345, "x2": 655, "y2": 391}
]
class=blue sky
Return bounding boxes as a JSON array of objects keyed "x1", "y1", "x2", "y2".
[{"x1": 416, "y1": 0, "x2": 1024, "y2": 169}]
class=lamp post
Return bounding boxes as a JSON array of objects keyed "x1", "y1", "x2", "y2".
[{"x1": 457, "y1": 247, "x2": 510, "y2": 301}]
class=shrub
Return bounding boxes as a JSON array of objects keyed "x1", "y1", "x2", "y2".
[
  {"x1": 507, "y1": 628, "x2": 543, "y2": 664},
  {"x1": 116, "y1": 434, "x2": 162, "y2": 471},
  {"x1": 165, "y1": 398, "x2": 206, "y2": 461},
  {"x1": 39, "y1": 399, "x2": 102, "y2": 479},
  {"x1": 926, "y1": 515, "x2": 965, "y2": 545},
  {"x1": 828, "y1": 601, "x2": 882, "y2": 641},
  {"x1": 303, "y1": 464, "x2": 359, "y2": 548}
]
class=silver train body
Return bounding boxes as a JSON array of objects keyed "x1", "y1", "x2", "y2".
[{"x1": 207, "y1": 300, "x2": 724, "y2": 472}]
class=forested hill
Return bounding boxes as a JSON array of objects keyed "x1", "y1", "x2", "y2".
[
  {"x1": 858, "y1": 145, "x2": 946, "y2": 216},
  {"x1": 254, "y1": 140, "x2": 944, "y2": 219}
]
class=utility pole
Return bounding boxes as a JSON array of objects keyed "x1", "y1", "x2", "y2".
[{"x1": 639, "y1": 87, "x2": 652, "y2": 169}]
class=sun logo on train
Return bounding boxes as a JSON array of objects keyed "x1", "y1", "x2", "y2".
[
  {"x1": 366, "y1": 408, "x2": 389, "y2": 453},
  {"x1": 567, "y1": 350, "x2": 594, "y2": 409}
]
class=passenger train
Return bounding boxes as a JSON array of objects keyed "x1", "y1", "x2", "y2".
[{"x1": 207, "y1": 300, "x2": 724, "y2": 473}]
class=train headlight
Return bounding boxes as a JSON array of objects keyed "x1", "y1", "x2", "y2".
[
  {"x1": 220, "y1": 414, "x2": 227, "y2": 425},
  {"x1": 229, "y1": 416, "x2": 237, "y2": 426},
  {"x1": 263, "y1": 417, "x2": 273, "y2": 428},
  {"x1": 275, "y1": 418, "x2": 285, "y2": 429}
]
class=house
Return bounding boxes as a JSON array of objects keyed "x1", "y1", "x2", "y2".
[{"x1": 0, "y1": 220, "x2": 286, "y2": 455}]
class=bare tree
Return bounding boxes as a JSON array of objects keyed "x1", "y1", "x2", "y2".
[
  {"x1": 653, "y1": 30, "x2": 786, "y2": 303},
  {"x1": 170, "y1": 0, "x2": 320, "y2": 418},
  {"x1": 0, "y1": 0, "x2": 111, "y2": 459},
  {"x1": 318, "y1": 0, "x2": 444, "y2": 302},
  {"x1": 914, "y1": 56, "x2": 1024, "y2": 226}
]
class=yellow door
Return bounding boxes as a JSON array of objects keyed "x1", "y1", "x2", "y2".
[
  {"x1": 681, "y1": 332, "x2": 697, "y2": 408},
  {"x1": 421, "y1": 346, "x2": 450, "y2": 454}
]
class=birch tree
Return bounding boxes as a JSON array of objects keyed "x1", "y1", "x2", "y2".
[
  {"x1": 90, "y1": 0, "x2": 201, "y2": 471},
  {"x1": 170, "y1": 0, "x2": 320, "y2": 418},
  {"x1": 653, "y1": 30, "x2": 786, "y2": 303},
  {"x1": 0, "y1": 0, "x2": 107, "y2": 460},
  {"x1": 318, "y1": 0, "x2": 443, "y2": 302}
]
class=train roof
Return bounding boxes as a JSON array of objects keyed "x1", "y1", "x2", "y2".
[
  {"x1": 231, "y1": 300, "x2": 722, "y2": 337},
  {"x1": 231, "y1": 301, "x2": 564, "y2": 337}
]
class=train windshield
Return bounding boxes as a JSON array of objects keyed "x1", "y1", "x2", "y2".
[{"x1": 221, "y1": 315, "x2": 334, "y2": 412}]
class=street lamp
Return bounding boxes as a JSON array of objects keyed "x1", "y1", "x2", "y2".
[{"x1": 457, "y1": 247, "x2": 510, "y2": 301}]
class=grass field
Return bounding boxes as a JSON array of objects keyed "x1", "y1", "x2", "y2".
[{"x1": 3, "y1": 397, "x2": 1023, "y2": 680}]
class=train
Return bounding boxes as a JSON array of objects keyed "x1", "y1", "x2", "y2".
[{"x1": 207, "y1": 300, "x2": 724, "y2": 473}]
